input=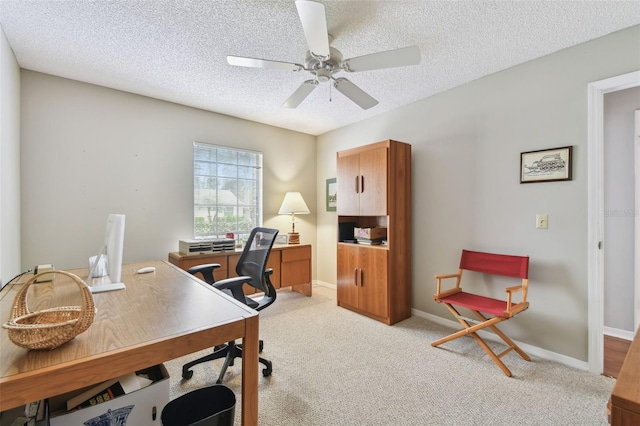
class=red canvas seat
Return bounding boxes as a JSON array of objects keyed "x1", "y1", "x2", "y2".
[
  {"x1": 432, "y1": 249, "x2": 530, "y2": 377},
  {"x1": 439, "y1": 292, "x2": 510, "y2": 318}
]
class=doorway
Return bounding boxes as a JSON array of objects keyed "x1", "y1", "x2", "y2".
[
  {"x1": 636, "y1": 109, "x2": 640, "y2": 332},
  {"x1": 587, "y1": 70, "x2": 640, "y2": 374}
]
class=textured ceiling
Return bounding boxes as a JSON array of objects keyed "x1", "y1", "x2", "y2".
[{"x1": 1, "y1": 1, "x2": 639, "y2": 136}]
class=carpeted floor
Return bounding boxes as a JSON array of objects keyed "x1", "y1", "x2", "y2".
[{"x1": 165, "y1": 286, "x2": 615, "y2": 425}]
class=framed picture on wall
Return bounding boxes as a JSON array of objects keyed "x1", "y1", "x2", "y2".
[
  {"x1": 520, "y1": 146, "x2": 573, "y2": 183},
  {"x1": 326, "y1": 178, "x2": 337, "y2": 211}
]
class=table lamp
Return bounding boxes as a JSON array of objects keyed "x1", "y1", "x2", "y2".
[{"x1": 278, "y1": 192, "x2": 310, "y2": 244}]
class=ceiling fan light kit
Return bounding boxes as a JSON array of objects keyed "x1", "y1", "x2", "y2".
[{"x1": 226, "y1": 0, "x2": 421, "y2": 110}]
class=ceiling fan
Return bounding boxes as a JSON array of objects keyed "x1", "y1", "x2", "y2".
[{"x1": 227, "y1": 0, "x2": 421, "y2": 110}]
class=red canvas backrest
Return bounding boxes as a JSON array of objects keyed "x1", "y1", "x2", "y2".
[{"x1": 459, "y1": 249, "x2": 529, "y2": 279}]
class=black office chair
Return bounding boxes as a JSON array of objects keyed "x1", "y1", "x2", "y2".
[{"x1": 182, "y1": 227, "x2": 279, "y2": 384}]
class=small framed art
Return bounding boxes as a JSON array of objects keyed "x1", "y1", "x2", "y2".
[
  {"x1": 275, "y1": 234, "x2": 289, "y2": 245},
  {"x1": 520, "y1": 146, "x2": 572, "y2": 183},
  {"x1": 326, "y1": 178, "x2": 337, "y2": 211}
]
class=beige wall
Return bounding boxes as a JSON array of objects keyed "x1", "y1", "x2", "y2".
[
  {"x1": 316, "y1": 25, "x2": 640, "y2": 361},
  {"x1": 0, "y1": 26, "x2": 21, "y2": 286},
  {"x1": 10, "y1": 22, "x2": 640, "y2": 363},
  {"x1": 20, "y1": 71, "x2": 317, "y2": 273}
]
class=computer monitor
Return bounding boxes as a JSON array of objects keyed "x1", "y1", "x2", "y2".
[
  {"x1": 87, "y1": 214, "x2": 126, "y2": 293},
  {"x1": 105, "y1": 213, "x2": 125, "y2": 283}
]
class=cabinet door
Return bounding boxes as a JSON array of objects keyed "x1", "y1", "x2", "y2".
[
  {"x1": 358, "y1": 248, "x2": 388, "y2": 319},
  {"x1": 337, "y1": 244, "x2": 359, "y2": 308},
  {"x1": 337, "y1": 154, "x2": 360, "y2": 215},
  {"x1": 281, "y1": 246, "x2": 310, "y2": 287},
  {"x1": 359, "y1": 147, "x2": 387, "y2": 215}
]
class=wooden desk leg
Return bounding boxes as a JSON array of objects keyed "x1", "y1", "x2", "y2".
[{"x1": 242, "y1": 315, "x2": 259, "y2": 426}]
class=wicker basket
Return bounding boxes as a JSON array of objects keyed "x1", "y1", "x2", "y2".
[{"x1": 2, "y1": 270, "x2": 96, "y2": 350}]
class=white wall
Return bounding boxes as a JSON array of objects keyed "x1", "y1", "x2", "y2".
[
  {"x1": 0, "y1": 25, "x2": 21, "y2": 286},
  {"x1": 604, "y1": 86, "x2": 640, "y2": 332},
  {"x1": 20, "y1": 71, "x2": 317, "y2": 272},
  {"x1": 316, "y1": 25, "x2": 640, "y2": 361}
]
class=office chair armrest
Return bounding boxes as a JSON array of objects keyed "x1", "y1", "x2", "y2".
[
  {"x1": 259, "y1": 268, "x2": 277, "y2": 304},
  {"x1": 188, "y1": 263, "x2": 222, "y2": 274},
  {"x1": 187, "y1": 264, "x2": 222, "y2": 285},
  {"x1": 212, "y1": 275, "x2": 252, "y2": 303}
]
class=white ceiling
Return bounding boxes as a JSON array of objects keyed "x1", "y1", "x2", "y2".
[{"x1": 1, "y1": 1, "x2": 639, "y2": 136}]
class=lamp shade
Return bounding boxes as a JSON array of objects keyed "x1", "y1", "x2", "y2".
[{"x1": 278, "y1": 192, "x2": 310, "y2": 215}]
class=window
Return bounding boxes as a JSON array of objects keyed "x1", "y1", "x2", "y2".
[{"x1": 193, "y1": 142, "x2": 262, "y2": 242}]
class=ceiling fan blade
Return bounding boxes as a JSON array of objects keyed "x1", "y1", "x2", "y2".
[
  {"x1": 333, "y1": 78, "x2": 378, "y2": 110},
  {"x1": 343, "y1": 46, "x2": 421, "y2": 72},
  {"x1": 282, "y1": 80, "x2": 319, "y2": 108},
  {"x1": 295, "y1": 0, "x2": 330, "y2": 58},
  {"x1": 227, "y1": 56, "x2": 302, "y2": 72}
]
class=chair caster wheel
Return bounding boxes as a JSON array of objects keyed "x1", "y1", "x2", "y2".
[
  {"x1": 182, "y1": 369, "x2": 193, "y2": 380},
  {"x1": 262, "y1": 367, "x2": 272, "y2": 377}
]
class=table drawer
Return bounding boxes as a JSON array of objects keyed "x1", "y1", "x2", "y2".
[{"x1": 282, "y1": 246, "x2": 311, "y2": 263}]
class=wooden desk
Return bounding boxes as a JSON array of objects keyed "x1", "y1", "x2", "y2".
[
  {"x1": 169, "y1": 244, "x2": 312, "y2": 297},
  {"x1": 0, "y1": 260, "x2": 259, "y2": 425},
  {"x1": 610, "y1": 329, "x2": 640, "y2": 425}
]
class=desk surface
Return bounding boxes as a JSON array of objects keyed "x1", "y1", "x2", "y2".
[
  {"x1": 0, "y1": 260, "x2": 259, "y2": 425},
  {"x1": 610, "y1": 328, "x2": 640, "y2": 425}
]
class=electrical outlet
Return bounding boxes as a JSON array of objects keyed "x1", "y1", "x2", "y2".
[
  {"x1": 34, "y1": 264, "x2": 55, "y2": 282},
  {"x1": 536, "y1": 214, "x2": 548, "y2": 229}
]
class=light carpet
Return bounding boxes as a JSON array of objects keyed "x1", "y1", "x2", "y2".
[{"x1": 165, "y1": 286, "x2": 615, "y2": 426}]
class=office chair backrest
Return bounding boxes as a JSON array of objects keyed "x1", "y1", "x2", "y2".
[{"x1": 236, "y1": 227, "x2": 279, "y2": 296}]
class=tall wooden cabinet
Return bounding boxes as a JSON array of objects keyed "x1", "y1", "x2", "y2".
[{"x1": 336, "y1": 140, "x2": 411, "y2": 325}]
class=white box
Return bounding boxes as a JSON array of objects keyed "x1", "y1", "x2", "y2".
[{"x1": 43, "y1": 364, "x2": 169, "y2": 426}]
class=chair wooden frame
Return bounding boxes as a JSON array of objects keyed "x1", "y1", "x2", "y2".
[{"x1": 432, "y1": 249, "x2": 531, "y2": 376}]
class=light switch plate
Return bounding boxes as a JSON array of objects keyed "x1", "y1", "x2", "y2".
[{"x1": 536, "y1": 214, "x2": 548, "y2": 229}]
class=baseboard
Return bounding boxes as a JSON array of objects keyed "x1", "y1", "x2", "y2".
[
  {"x1": 603, "y1": 326, "x2": 635, "y2": 341},
  {"x1": 314, "y1": 280, "x2": 336, "y2": 289},
  {"x1": 314, "y1": 285, "x2": 591, "y2": 371},
  {"x1": 411, "y1": 308, "x2": 590, "y2": 371}
]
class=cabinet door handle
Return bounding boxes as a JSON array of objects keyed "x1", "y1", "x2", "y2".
[
  {"x1": 359, "y1": 269, "x2": 363, "y2": 287},
  {"x1": 354, "y1": 268, "x2": 358, "y2": 286},
  {"x1": 355, "y1": 176, "x2": 359, "y2": 194},
  {"x1": 361, "y1": 175, "x2": 364, "y2": 193}
]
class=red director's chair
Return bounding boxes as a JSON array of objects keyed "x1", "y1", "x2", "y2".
[{"x1": 432, "y1": 249, "x2": 531, "y2": 377}]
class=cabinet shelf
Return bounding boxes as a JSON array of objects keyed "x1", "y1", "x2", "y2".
[{"x1": 337, "y1": 242, "x2": 389, "y2": 250}]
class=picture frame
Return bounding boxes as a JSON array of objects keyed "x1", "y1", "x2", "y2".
[
  {"x1": 326, "y1": 178, "x2": 337, "y2": 211},
  {"x1": 520, "y1": 146, "x2": 573, "y2": 183},
  {"x1": 275, "y1": 234, "x2": 288, "y2": 245}
]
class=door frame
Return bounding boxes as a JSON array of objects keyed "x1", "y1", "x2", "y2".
[
  {"x1": 587, "y1": 70, "x2": 640, "y2": 374},
  {"x1": 635, "y1": 110, "x2": 640, "y2": 333}
]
